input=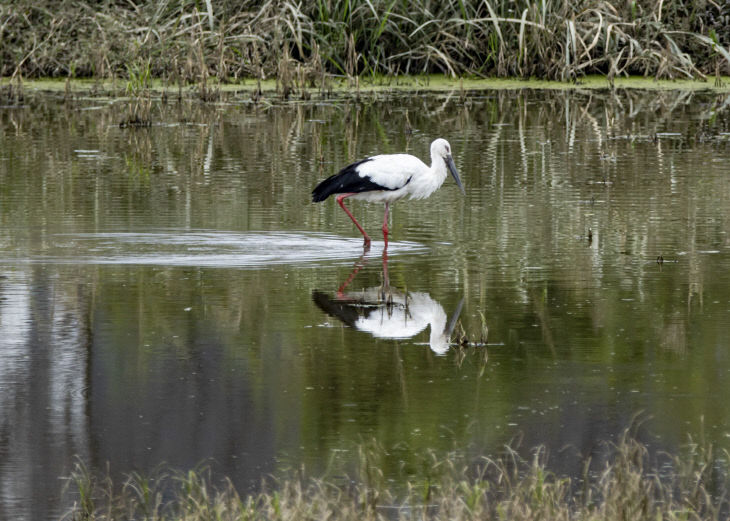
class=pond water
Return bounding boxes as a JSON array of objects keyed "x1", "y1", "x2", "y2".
[{"x1": 1, "y1": 87, "x2": 729, "y2": 519}]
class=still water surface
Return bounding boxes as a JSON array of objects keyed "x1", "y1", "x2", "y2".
[{"x1": 1, "y1": 88, "x2": 729, "y2": 519}]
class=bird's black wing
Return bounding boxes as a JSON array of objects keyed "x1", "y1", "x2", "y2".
[{"x1": 311, "y1": 158, "x2": 400, "y2": 202}]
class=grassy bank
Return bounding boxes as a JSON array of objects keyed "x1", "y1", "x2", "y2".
[
  {"x1": 10, "y1": 74, "x2": 730, "y2": 96},
  {"x1": 64, "y1": 431, "x2": 729, "y2": 521},
  {"x1": 3, "y1": 0, "x2": 730, "y2": 90}
]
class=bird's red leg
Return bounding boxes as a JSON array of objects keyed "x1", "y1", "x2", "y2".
[
  {"x1": 336, "y1": 193, "x2": 371, "y2": 247},
  {"x1": 382, "y1": 202, "x2": 390, "y2": 250}
]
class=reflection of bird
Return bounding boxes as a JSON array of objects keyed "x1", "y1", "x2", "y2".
[
  {"x1": 313, "y1": 289, "x2": 463, "y2": 355},
  {"x1": 311, "y1": 139, "x2": 464, "y2": 247}
]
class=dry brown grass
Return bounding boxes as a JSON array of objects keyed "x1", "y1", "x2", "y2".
[{"x1": 2, "y1": 0, "x2": 729, "y2": 89}]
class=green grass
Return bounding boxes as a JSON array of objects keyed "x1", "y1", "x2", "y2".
[
  {"x1": 9, "y1": 74, "x2": 730, "y2": 103},
  {"x1": 63, "y1": 430, "x2": 730, "y2": 521}
]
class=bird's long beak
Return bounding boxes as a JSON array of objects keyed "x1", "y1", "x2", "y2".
[{"x1": 446, "y1": 155, "x2": 465, "y2": 194}]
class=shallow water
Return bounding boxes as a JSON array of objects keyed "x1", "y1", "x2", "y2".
[{"x1": 1, "y1": 88, "x2": 729, "y2": 519}]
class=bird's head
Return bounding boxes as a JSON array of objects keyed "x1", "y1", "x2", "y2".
[{"x1": 431, "y1": 138, "x2": 465, "y2": 194}]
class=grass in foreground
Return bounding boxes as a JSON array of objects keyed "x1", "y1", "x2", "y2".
[{"x1": 63, "y1": 430, "x2": 729, "y2": 521}]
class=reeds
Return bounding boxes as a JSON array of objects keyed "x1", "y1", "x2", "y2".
[
  {"x1": 63, "y1": 430, "x2": 730, "y2": 520},
  {"x1": 2, "y1": 0, "x2": 729, "y2": 88}
]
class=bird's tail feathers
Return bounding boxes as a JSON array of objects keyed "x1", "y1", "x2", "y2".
[
  {"x1": 311, "y1": 158, "x2": 375, "y2": 202},
  {"x1": 311, "y1": 174, "x2": 339, "y2": 202}
]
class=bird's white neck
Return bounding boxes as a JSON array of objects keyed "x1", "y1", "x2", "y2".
[{"x1": 408, "y1": 153, "x2": 448, "y2": 200}]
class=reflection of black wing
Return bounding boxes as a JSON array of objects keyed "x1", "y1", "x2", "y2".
[{"x1": 312, "y1": 291, "x2": 361, "y2": 327}]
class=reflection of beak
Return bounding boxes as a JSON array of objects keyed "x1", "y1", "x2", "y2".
[
  {"x1": 446, "y1": 155, "x2": 465, "y2": 194},
  {"x1": 443, "y1": 297, "x2": 465, "y2": 338}
]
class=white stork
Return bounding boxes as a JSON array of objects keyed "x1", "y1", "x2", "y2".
[{"x1": 312, "y1": 138, "x2": 464, "y2": 247}]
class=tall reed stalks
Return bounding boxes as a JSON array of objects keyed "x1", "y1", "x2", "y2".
[{"x1": 2, "y1": 0, "x2": 729, "y2": 87}]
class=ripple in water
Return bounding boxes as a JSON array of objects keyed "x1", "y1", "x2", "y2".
[{"x1": 3, "y1": 231, "x2": 428, "y2": 268}]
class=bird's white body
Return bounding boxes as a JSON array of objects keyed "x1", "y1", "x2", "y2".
[{"x1": 346, "y1": 148, "x2": 452, "y2": 203}]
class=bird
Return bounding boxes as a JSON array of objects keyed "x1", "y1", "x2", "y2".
[{"x1": 311, "y1": 138, "x2": 464, "y2": 247}]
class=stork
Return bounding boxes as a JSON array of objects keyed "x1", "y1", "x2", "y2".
[{"x1": 312, "y1": 138, "x2": 464, "y2": 247}]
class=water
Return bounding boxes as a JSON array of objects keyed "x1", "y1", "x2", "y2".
[{"x1": 1, "y1": 88, "x2": 729, "y2": 519}]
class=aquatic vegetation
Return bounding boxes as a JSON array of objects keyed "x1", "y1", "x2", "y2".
[
  {"x1": 2, "y1": 0, "x2": 729, "y2": 89},
  {"x1": 63, "y1": 431, "x2": 730, "y2": 520}
]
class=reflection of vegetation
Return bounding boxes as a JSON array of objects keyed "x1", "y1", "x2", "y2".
[
  {"x1": 122, "y1": 131, "x2": 153, "y2": 182},
  {"x1": 65, "y1": 431, "x2": 729, "y2": 520}
]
